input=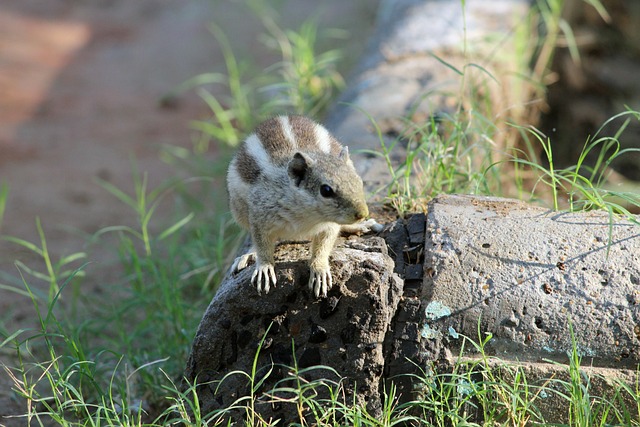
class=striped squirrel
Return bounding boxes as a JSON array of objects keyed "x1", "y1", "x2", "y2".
[{"x1": 227, "y1": 115, "x2": 380, "y2": 298}]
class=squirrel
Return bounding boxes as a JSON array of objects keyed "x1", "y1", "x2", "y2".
[{"x1": 226, "y1": 115, "x2": 380, "y2": 298}]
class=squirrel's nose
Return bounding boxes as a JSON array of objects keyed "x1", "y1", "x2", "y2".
[{"x1": 355, "y1": 203, "x2": 369, "y2": 221}]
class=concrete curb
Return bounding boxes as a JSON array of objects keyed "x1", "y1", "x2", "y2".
[
  {"x1": 419, "y1": 195, "x2": 640, "y2": 421},
  {"x1": 424, "y1": 195, "x2": 640, "y2": 367}
]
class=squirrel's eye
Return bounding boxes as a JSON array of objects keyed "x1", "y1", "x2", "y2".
[{"x1": 320, "y1": 184, "x2": 335, "y2": 198}]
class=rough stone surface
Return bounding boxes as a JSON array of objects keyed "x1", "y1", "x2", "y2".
[
  {"x1": 184, "y1": 236, "x2": 403, "y2": 424},
  {"x1": 379, "y1": 213, "x2": 427, "y2": 400},
  {"x1": 422, "y1": 194, "x2": 640, "y2": 367},
  {"x1": 417, "y1": 194, "x2": 640, "y2": 422}
]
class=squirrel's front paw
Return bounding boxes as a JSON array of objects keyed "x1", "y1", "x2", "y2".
[
  {"x1": 309, "y1": 266, "x2": 332, "y2": 298},
  {"x1": 251, "y1": 261, "x2": 277, "y2": 294}
]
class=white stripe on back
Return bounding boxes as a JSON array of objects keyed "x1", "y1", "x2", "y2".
[
  {"x1": 227, "y1": 158, "x2": 249, "y2": 194},
  {"x1": 245, "y1": 133, "x2": 275, "y2": 174},
  {"x1": 314, "y1": 123, "x2": 331, "y2": 153},
  {"x1": 279, "y1": 116, "x2": 297, "y2": 150}
]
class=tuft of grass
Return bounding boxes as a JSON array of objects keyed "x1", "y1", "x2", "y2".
[
  {"x1": 543, "y1": 321, "x2": 640, "y2": 427},
  {"x1": 94, "y1": 163, "x2": 194, "y2": 258},
  {"x1": 508, "y1": 110, "x2": 640, "y2": 220},
  {"x1": 409, "y1": 329, "x2": 546, "y2": 426},
  {"x1": 406, "y1": 323, "x2": 640, "y2": 426},
  {"x1": 362, "y1": 95, "x2": 504, "y2": 217},
  {"x1": 257, "y1": 13, "x2": 346, "y2": 118},
  {"x1": 2, "y1": 218, "x2": 87, "y2": 303},
  {"x1": 183, "y1": 21, "x2": 264, "y2": 151},
  {"x1": 367, "y1": 0, "x2": 639, "y2": 220},
  {"x1": 170, "y1": 0, "x2": 347, "y2": 154}
]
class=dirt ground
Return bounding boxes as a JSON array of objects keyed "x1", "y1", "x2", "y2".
[{"x1": 0, "y1": 0, "x2": 376, "y2": 421}]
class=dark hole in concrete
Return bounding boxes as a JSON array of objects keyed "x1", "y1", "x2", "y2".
[{"x1": 534, "y1": 316, "x2": 544, "y2": 330}]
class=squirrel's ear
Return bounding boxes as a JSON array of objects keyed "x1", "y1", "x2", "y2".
[
  {"x1": 288, "y1": 152, "x2": 314, "y2": 186},
  {"x1": 339, "y1": 146, "x2": 350, "y2": 163}
]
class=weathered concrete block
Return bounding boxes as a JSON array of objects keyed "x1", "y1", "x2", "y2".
[
  {"x1": 422, "y1": 194, "x2": 640, "y2": 367},
  {"x1": 419, "y1": 194, "x2": 640, "y2": 422},
  {"x1": 184, "y1": 236, "x2": 403, "y2": 424}
]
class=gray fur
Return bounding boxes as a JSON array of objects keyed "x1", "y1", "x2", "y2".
[{"x1": 226, "y1": 115, "x2": 371, "y2": 297}]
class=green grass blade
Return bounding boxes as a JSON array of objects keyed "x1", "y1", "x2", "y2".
[
  {"x1": 430, "y1": 52, "x2": 464, "y2": 76},
  {"x1": 0, "y1": 283, "x2": 33, "y2": 298},
  {"x1": 1, "y1": 235, "x2": 44, "y2": 256},
  {"x1": 158, "y1": 212, "x2": 194, "y2": 241},
  {"x1": 0, "y1": 182, "x2": 7, "y2": 229},
  {"x1": 96, "y1": 177, "x2": 137, "y2": 210},
  {"x1": 1, "y1": 329, "x2": 28, "y2": 349}
]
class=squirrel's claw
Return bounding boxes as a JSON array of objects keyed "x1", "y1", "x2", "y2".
[
  {"x1": 232, "y1": 252, "x2": 275, "y2": 294},
  {"x1": 362, "y1": 218, "x2": 384, "y2": 233},
  {"x1": 231, "y1": 252, "x2": 256, "y2": 273},
  {"x1": 309, "y1": 266, "x2": 332, "y2": 298},
  {"x1": 340, "y1": 218, "x2": 384, "y2": 235},
  {"x1": 252, "y1": 262, "x2": 276, "y2": 294}
]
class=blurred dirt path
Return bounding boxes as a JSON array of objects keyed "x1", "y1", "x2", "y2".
[
  {"x1": 0, "y1": 1, "x2": 219, "y2": 288},
  {"x1": 0, "y1": 0, "x2": 375, "y2": 421}
]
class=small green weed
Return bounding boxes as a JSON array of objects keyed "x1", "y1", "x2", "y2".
[
  {"x1": 543, "y1": 321, "x2": 640, "y2": 427},
  {"x1": 257, "y1": 14, "x2": 346, "y2": 118},
  {"x1": 369, "y1": 0, "x2": 638, "y2": 219},
  {"x1": 407, "y1": 323, "x2": 640, "y2": 426},
  {"x1": 409, "y1": 330, "x2": 545, "y2": 426},
  {"x1": 2, "y1": 218, "x2": 86, "y2": 302},
  {"x1": 180, "y1": 21, "x2": 264, "y2": 151},
  {"x1": 368, "y1": 110, "x2": 501, "y2": 216}
]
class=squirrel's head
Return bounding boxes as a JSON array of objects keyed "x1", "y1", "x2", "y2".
[{"x1": 287, "y1": 147, "x2": 368, "y2": 224}]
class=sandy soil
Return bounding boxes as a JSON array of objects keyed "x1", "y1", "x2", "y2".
[{"x1": 0, "y1": 0, "x2": 376, "y2": 421}]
